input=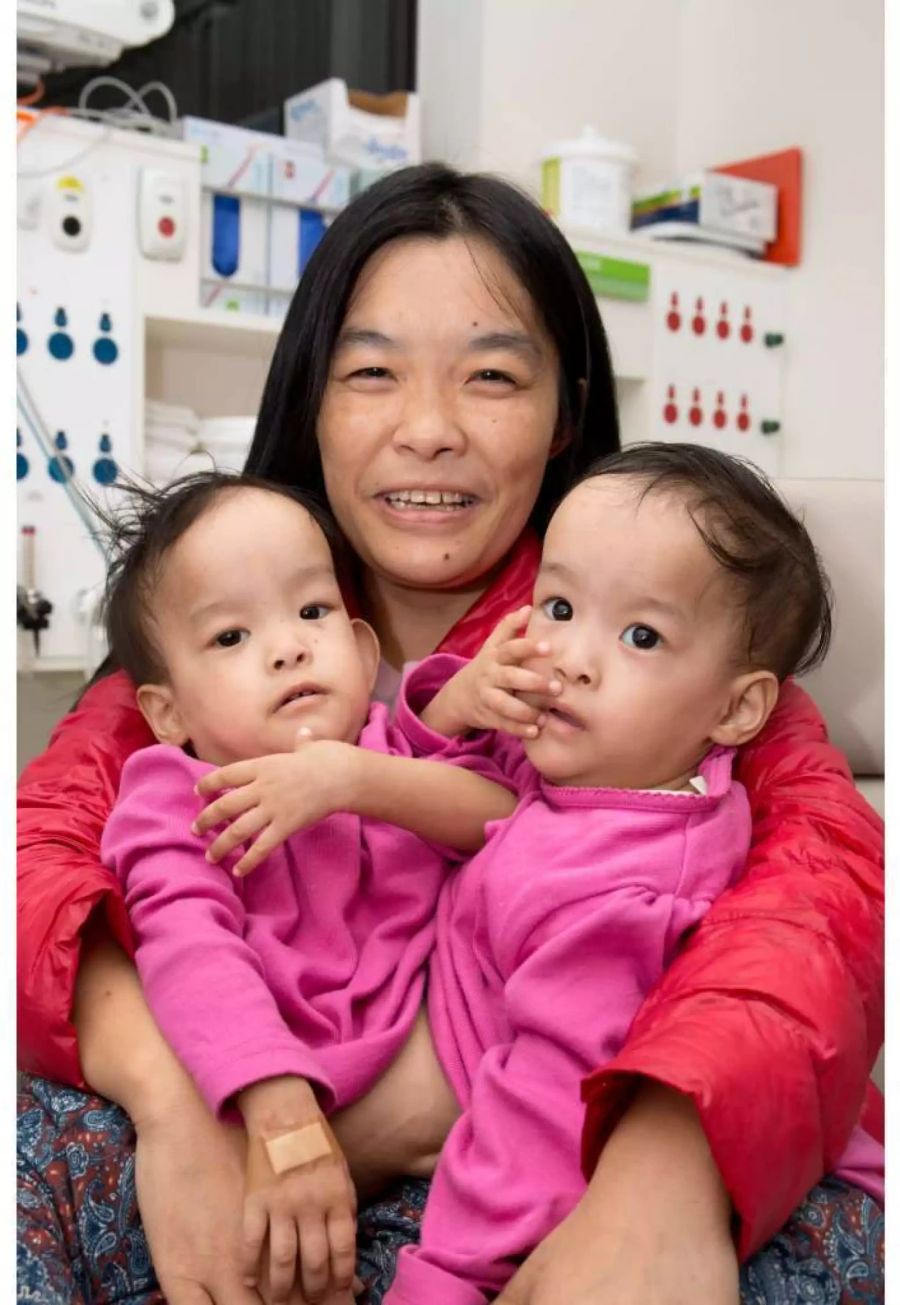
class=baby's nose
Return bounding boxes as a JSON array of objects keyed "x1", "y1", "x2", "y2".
[{"x1": 271, "y1": 633, "x2": 309, "y2": 670}]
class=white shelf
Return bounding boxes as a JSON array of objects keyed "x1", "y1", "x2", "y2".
[
  {"x1": 559, "y1": 225, "x2": 788, "y2": 279},
  {"x1": 145, "y1": 308, "x2": 282, "y2": 360}
]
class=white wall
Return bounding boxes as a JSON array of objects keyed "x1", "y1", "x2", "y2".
[
  {"x1": 417, "y1": 0, "x2": 884, "y2": 480},
  {"x1": 674, "y1": 0, "x2": 883, "y2": 479},
  {"x1": 419, "y1": 0, "x2": 682, "y2": 193}
]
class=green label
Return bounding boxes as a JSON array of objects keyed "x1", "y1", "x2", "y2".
[{"x1": 575, "y1": 251, "x2": 650, "y2": 302}]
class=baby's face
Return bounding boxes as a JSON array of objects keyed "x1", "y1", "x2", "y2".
[
  {"x1": 141, "y1": 488, "x2": 377, "y2": 766},
  {"x1": 523, "y1": 475, "x2": 746, "y2": 790}
]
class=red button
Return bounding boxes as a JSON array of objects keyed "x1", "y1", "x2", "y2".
[{"x1": 158, "y1": 216, "x2": 175, "y2": 237}]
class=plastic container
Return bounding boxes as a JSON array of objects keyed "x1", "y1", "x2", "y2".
[{"x1": 541, "y1": 128, "x2": 638, "y2": 236}]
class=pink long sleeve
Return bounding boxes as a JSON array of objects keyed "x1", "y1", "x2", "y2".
[
  {"x1": 389, "y1": 789, "x2": 751, "y2": 1303},
  {"x1": 101, "y1": 746, "x2": 336, "y2": 1118},
  {"x1": 386, "y1": 669, "x2": 754, "y2": 1301}
]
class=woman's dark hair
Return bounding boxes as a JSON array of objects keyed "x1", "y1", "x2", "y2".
[
  {"x1": 245, "y1": 162, "x2": 620, "y2": 533},
  {"x1": 99, "y1": 472, "x2": 342, "y2": 686},
  {"x1": 578, "y1": 442, "x2": 832, "y2": 680}
]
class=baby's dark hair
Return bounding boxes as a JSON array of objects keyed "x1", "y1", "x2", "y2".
[
  {"x1": 99, "y1": 471, "x2": 343, "y2": 686},
  {"x1": 577, "y1": 442, "x2": 832, "y2": 680}
]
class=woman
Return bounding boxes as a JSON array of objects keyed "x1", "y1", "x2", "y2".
[{"x1": 18, "y1": 164, "x2": 884, "y2": 1305}]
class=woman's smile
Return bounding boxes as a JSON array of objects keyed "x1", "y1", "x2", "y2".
[{"x1": 375, "y1": 486, "x2": 481, "y2": 526}]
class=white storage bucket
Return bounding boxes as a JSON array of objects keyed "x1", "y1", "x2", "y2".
[{"x1": 541, "y1": 128, "x2": 638, "y2": 236}]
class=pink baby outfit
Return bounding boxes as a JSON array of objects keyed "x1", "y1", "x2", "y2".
[
  {"x1": 386, "y1": 654, "x2": 884, "y2": 1303},
  {"x1": 101, "y1": 702, "x2": 464, "y2": 1119},
  {"x1": 383, "y1": 654, "x2": 754, "y2": 1303}
]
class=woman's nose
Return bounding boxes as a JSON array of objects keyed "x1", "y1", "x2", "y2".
[{"x1": 393, "y1": 388, "x2": 465, "y2": 459}]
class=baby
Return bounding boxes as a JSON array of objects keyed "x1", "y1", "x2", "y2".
[
  {"x1": 98, "y1": 472, "x2": 518, "y2": 1305},
  {"x1": 368, "y1": 443, "x2": 879, "y2": 1303}
]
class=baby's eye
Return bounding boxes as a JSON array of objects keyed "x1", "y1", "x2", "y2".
[
  {"x1": 621, "y1": 623, "x2": 662, "y2": 650},
  {"x1": 214, "y1": 628, "x2": 248, "y2": 648},
  {"x1": 541, "y1": 597, "x2": 573, "y2": 622},
  {"x1": 300, "y1": 604, "x2": 331, "y2": 620}
]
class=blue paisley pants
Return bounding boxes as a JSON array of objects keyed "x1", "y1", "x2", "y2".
[{"x1": 17, "y1": 1075, "x2": 884, "y2": 1304}]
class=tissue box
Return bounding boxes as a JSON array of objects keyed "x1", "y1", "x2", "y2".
[
  {"x1": 633, "y1": 171, "x2": 777, "y2": 243},
  {"x1": 284, "y1": 79, "x2": 420, "y2": 170},
  {"x1": 180, "y1": 116, "x2": 350, "y2": 209},
  {"x1": 198, "y1": 190, "x2": 267, "y2": 312}
]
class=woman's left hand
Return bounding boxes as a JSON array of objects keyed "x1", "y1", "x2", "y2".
[{"x1": 193, "y1": 736, "x2": 355, "y2": 875}]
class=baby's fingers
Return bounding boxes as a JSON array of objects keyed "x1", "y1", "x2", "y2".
[
  {"x1": 233, "y1": 825, "x2": 282, "y2": 878},
  {"x1": 267, "y1": 1214, "x2": 299, "y2": 1304},
  {"x1": 240, "y1": 1199, "x2": 269, "y2": 1286},
  {"x1": 483, "y1": 606, "x2": 533, "y2": 650},
  {"x1": 483, "y1": 687, "x2": 543, "y2": 733},
  {"x1": 196, "y1": 760, "x2": 257, "y2": 797},
  {"x1": 495, "y1": 636, "x2": 552, "y2": 667},
  {"x1": 205, "y1": 808, "x2": 268, "y2": 864},
  {"x1": 298, "y1": 1217, "x2": 331, "y2": 1303},
  {"x1": 495, "y1": 665, "x2": 561, "y2": 697},
  {"x1": 193, "y1": 787, "x2": 257, "y2": 836}
]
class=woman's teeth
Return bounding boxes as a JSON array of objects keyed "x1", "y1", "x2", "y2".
[{"x1": 383, "y1": 490, "x2": 475, "y2": 510}]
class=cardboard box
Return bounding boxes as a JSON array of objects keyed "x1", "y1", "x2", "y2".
[
  {"x1": 633, "y1": 171, "x2": 777, "y2": 243},
  {"x1": 198, "y1": 191, "x2": 267, "y2": 312},
  {"x1": 180, "y1": 116, "x2": 350, "y2": 209},
  {"x1": 284, "y1": 79, "x2": 420, "y2": 170}
]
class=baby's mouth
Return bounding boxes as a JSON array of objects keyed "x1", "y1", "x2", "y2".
[
  {"x1": 379, "y1": 490, "x2": 478, "y2": 512},
  {"x1": 275, "y1": 686, "x2": 326, "y2": 712},
  {"x1": 544, "y1": 705, "x2": 585, "y2": 730}
]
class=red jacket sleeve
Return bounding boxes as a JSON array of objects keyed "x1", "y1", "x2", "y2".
[
  {"x1": 579, "y1": 680, "x2": 884, "y2": 1258},
  {"x1": 17, "y1": 670, "x2": 154, "y2": 1086}
]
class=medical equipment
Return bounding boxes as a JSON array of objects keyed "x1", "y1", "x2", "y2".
[{"x1": 17, "y1": 0, "x2": 175, "y2": 85}]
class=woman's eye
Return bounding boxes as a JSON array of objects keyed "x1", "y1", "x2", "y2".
[
  {"x1": 349, "y1": 366, "x2": 391, "y2": 380},
  {"x1": 621, "y1": 623, "x2": 661, "y2": 650},
  {"x1": 541, "y1": 597, "x2": 573, "y2": 622},
  {"x1": 471, "y1": 369, "x2": 514, "y2": 385},
  {"x1": 300, "y1": 604, "x2": 330, "y2": 620},
  {"x1": 214, "y1": 629, "x2": 248, "y2": 648}
]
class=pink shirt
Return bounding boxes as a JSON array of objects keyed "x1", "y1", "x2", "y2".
[
  {"x1": 386, "y1": 656, "x2": 883, "y2": 1304},
  {"x1": 101, "y1": 702, "x2": 459, "y2": 1120}
]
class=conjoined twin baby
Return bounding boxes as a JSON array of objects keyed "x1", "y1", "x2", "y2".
[{"x1": 100, "y1": 442, "x2": 880, "y2": 1305}]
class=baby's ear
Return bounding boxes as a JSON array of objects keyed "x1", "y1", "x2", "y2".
[
  {"x1": 710, "y1": 670, "x2": 780, "y2": 748},
  {"x1": 136, "y1": 683, "x2": 190, "y2": 748},
  {"x1": 351, "y1": 619, "x2": 381, "y2": 693}
]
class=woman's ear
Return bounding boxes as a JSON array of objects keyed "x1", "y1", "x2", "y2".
[
  {"x1": 710, "y1": 671, "x2": 780, "y2": 749},
  {"x1": 136, "y1": 683, "x2": 190, "y2": 748},
  {"x1": 351, "y1": 619, "x2": 381, "y2": 693}
]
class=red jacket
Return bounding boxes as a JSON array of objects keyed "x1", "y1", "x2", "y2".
[{"x1": 17, "y1": 531, "x2": 883, "y2": 1258}]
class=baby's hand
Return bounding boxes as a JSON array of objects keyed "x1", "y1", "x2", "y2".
[
  {"x1": 243, "y1": 1111, "x2": 357, "y2": 1304},
  {"x1": 426, "y1": 606, "x2": 560, "y2": 739},
  {"x1": 193, "y1": 736, "x2": 357, "y2": 876}
]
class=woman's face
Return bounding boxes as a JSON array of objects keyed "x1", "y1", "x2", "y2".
[{"x1": 317, "y1": 235, "x2": 562, "y2": 592}]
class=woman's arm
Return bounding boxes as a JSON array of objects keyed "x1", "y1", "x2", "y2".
[
  {"x1": 75, "y1": 933, "x2": 285, "y2": 1305},
  {"x1": 17, "y1": 669, "x2": 152, "y2": 1083},
  {"x1": 495, "y1": 1082, "x2": 738, "y2": 1305},
  {"x1": 578, "y1": 680, "x2": 884, "y2": 1257}
]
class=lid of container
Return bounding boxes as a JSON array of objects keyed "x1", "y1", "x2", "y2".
[{"x1": 542, "y1": 126, "x2": 638, "y2": 166}]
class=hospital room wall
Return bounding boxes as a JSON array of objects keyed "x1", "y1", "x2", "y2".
[{"x1": 417, "y1": 0, "x2": 884, "y2": 481}]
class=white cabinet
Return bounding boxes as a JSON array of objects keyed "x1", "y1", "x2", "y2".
[{"x1": 562, "y1": 227, "x2": 789, "y2": 478}]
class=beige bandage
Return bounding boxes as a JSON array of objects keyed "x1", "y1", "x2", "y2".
[{"x1": 263, "y1": 1121, "x2": 332, "y2": 1175}]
